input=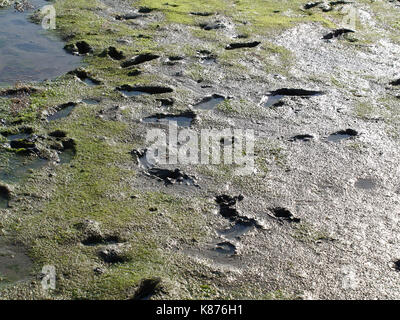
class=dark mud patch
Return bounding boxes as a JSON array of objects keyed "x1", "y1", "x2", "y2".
[
  {"x1": 142, "y1": 110, "x2": 196, "y2": 127},
  {"x1": 190, "y1": 12, "x2": 213, "y2": 16},
  {"x1": 225, "y1": 41, "x2": 261, "y2": 50},
  {"x1": 115, "y1": 13, "x2": 143, "y2": 20},
  {"x1": 269, "y1": 207, "x2": 301, "y2": 223},
  {"x1": 304, "y1": 2, "x2": 323, "y2": 9},
  {"x1": 200, "y1": 21, "x2": 226, "y2": 31},
  {"x1": 0, "y1": 185, "x2": 11, "y2": 209},
  {"x1": 132, "y1": 277, "x2": 162, "y2": 300},
  {"x1": 390, "y1": 79, "x2": 400, "y2": 86},
  {"x1": 157, "y1": 98, "x2": 174, "y2": 108},
  {"x1": 9, "y1": 135, "x2": 39, "y2": 155},
  {"x1": 289, "y1": 134, "x2": 314, "y2": 142},
  {"x1": 117, "y1": 85, "x2": 173, "y2": 96},
  {"x1": 193, "y1": 94, "x2": 225, "y2": 110},
  {"x1": 147, "y1": 168, "x2": 199, "y2": 187},
  {"x1": 82, "y1": 235, "x2": 122, "y2": 246},
  {"x1": 394, "y1": 260, "x2": 400, "y2": 272},
  {"x1": 269, "y1": 88, "x2": 324, "y2": 96},
  {"x1": 355, "y1": 178, "x2": 376, "y2": 190},
  {"x1": 121, "y1": 53, "x2": 160, "y2": 68},
  {"x1": 0, "y1": 87, "x2": 39, "y2": 98},
  {"x1": 47, "y1": 102, "x2": 77, "y2": 122},
  {"x1": 327, "y1": 129, "x2": 358, "y2": 142},
  {"x1": 262, "y1": 88, "x2": 324, "y2": 107},
  {"x1": 216, "y1": 195, "x2": 263, "y2": 228},
  {"x1": 323, "y1": 28, "x2": 355, "y2": 40},
  {"x1": 68, "y1": 69, "x2": 101, "y2": 86}
]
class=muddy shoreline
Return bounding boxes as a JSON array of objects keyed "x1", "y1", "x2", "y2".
[{"x1": 0, "y1": 0, "x2": 400, "y2": 299}]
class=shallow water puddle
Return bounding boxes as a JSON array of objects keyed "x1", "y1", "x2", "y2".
[
  {"x1": 142, "y1": 111, "x2": 195, "y2": 127},
  {"x1": 117, "y1": 85, "x2": 173, "y2": 97},
  {"x1": 193, "y1": 94, "x2": 225, "y2": 110},
  {"x1": 142, "y1": 116, "x2": 193, "y2": 127},
  {"x1": 0, "y1": 238, "x2": 33, "y2": 286},
  {"x1": 327, "y1": 129, "x2": 358, "y2": 142},
  {"x1": 47, "y1": 102, "x2": 76, "y2": 122},
  {"x1": 0, "y1": 154, "x2": 47, "y2": 184},
  {"x1": 0, "y1": 0, "x2": 81, "y2": 86},
  {"x1": 355, "y1": 178, "x2": 376, "y2": 190},
  {"x1": 218, "y1": 221, "x2": 256, "y2": 240},
  {"x1": 262, "y1": 88, "x2": 324, "y2": 107}
]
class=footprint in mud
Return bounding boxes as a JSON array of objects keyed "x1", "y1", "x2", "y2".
[
  {"x1": 190, "y1": 12, "x2": 214, "y2": 17},
  {"x1": 0, "y1": 86, "x2": 39, "y2": 98},
  {"x1": 75, "y1": 219, "x2": 124, "y2": 246},
  {"x1": 393, "y1": 260, "x2": 400, "y2": 272},
  {"x1": 197, "y1": 50, "x2": 217, "y2": 65},
  {"x1": 289, "y1": 134, "x2": 314, "y2": 142},
  {"x1": 218, "y1": 220, "x2": 258, "y2": 240},
  {"x1": 99, "y1": 46, "x2": 125, "y2": 60},
  {"x1": 131, "y1": 277, "x2": 162, "y2": 300},
  {"x1": 131, "y1": 149, "x2": 199, "y2": 187},
  {"x1": 115, "y1": 13, "x2": 143, "y2": 20},
  {"x1": 323, "y1": 28, "x2": 355, "y2": 40},
  {"x1": 327, "y1": 129, "x2": 358, "y2": 142},
  {"x1": 214, "y1": 241, "x2": 237, "y2": 255},
  {"x1": 64, "y1": 40, "x2": 93, "y2": 56},
  {"x1": 225, "y1": 41, "x2": 261, "y2": 50},
  {"x1": 157, "y1": 98, "x2": 174, "y2": 108},
  {"x1": 46, "y1": 102, "x2": 77, "y2": 122},
  {"x1": 68, "y1": 69, "x2": 101, "y2": 86},
  {"x1": 261, "y1": 88, "x2": 324, "y2": 107},
  {"x1": 98, "y1": 244, "x2": 131, "y2": 264},
  {"x1": 199, "y1": 21, "x2": 226, "y2": 31},
  {"x1": 355, "y1": 178, "x2": 376, "y2": 191},
  {"x1": 121, "y1": 53, "x2": 160, "y2": 68},
  {"x1": 117, "y1": 85, "x2": 173, "y2": 97},
  {"x1": 215, "y1": 195, "x2": 264, "y2": 229},
  {"x1": 1, "y1": 127, "x2": 34, "y2": 142},
  {"x1": 147, "y1": 168, "x2": 199, "y2": 187},
  {"x1": 193, "y1": 94, "x2": 225, "y2": 110},
  {"x1": 269, "y1": 207, "x2": 301, "y2": 223},
  {"x1": 141, "y1": 110, "x2": 196, "y2": 127},
  {"x1": 164, "y1": 55, "x2": 185, "y2": 66},
  {"x1": 0, "y1": 185, "x2": 11, "y2": 209},
  {"x1": 58, "y1": 138, "x2": 77, "y2": 164}
]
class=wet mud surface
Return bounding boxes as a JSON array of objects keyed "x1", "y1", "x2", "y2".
[{"x1": 1, "y1": 0, "x2": 400, "y2": 300}]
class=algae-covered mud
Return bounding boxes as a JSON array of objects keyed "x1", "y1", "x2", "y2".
[{"x1": 0, "y1": 0, "x2": 400, "y2": 301}]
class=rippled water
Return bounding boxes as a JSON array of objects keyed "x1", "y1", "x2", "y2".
[{"x1": 0, "y1": 0, "x2": 81, "y2": 86}]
